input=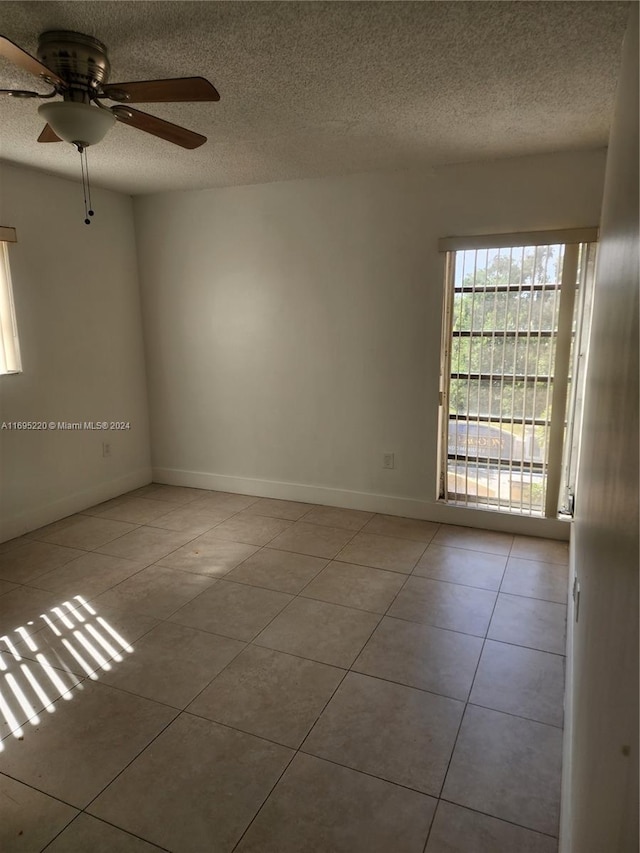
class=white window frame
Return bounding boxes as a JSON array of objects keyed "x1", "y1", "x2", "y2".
[
  {"x1": 437, "y1": 227, "x2": 598, "y2": 518},
  {"x1": 0, "y1": 227, "x2": 22, "y2": 376}
]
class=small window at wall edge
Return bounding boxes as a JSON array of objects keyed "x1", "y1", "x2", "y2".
[{"x1": 0, "y1": 226, "x2": 22, "y2": 376}]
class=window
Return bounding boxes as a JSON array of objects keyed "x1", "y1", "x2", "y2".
[
  {"x1": 437, "y1": 228, "x2": 597, "y2": 517},
  {"x1": 0, "y1": 227, "x2": 22, "y2": 375}
]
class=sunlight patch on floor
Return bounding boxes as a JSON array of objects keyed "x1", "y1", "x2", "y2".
[{"x1": 0, "y1": 595, "x2": 135, "y2": 750}]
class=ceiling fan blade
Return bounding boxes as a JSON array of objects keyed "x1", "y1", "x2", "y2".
[
  {"x1": 38, "y1": 123, "x2": 61, "y2": 143},
  {"x1": 102, "y1": 76, "x2": 220, "y2": 103},
  {"x1": 112, "y1": 106, "x2": 206, "y2": 149},
  {"x1": 0, "y1": 88, "x2": 41, "y2": 98},
  {"x1": 0, "y1": 35, "x2": 64, "y2": 86}
]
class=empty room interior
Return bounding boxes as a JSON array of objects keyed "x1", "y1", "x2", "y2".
[{"x1": 0, "y1": 2, "x2": 637, "y2": 852}]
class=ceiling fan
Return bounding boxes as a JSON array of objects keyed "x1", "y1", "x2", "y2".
[{"x1": 0, "y1": 30, "x2": 220, "y2": 149}]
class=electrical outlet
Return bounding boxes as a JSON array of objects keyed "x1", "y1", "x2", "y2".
[
  {"x1": 102, "y1": 442, "x2": 111, "y2": 458},
  {"x1": 383, "y1": 452, "x2": 395, "y2": 469}
]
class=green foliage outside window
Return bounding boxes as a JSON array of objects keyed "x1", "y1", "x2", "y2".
[{"x1": 449, "y1": 246, "x2": 562, "y2": 437}]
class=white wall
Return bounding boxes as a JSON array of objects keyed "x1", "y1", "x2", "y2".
[
  {"x1": 0, "y1": 163, "x2": 151, "y2": 540},
  {"x1": 134, "y1": 149, "x2": 606, "y2": 536},
  {"x1": 562, "y1": 6, "x2": 639, "y2": 851}
]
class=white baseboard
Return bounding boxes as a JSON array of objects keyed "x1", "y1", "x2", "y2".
[
  {"x1": 559, "y1": 535, "x2": 576, "y2": 852},
  {"x1": 0, "y1": 467, "x2": 153, "y2": 543},
  {"x1": 152, "y1": 466, "x2": 570, "y2": 540}
]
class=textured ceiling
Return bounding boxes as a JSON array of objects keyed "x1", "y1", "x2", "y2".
[{"x1": 0, "y1": 1, "x2": 631, "y2": 195}]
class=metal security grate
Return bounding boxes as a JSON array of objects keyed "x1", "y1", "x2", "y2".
[{"x1": 440, "y1": 241, "x2": 574, "y2": 515}]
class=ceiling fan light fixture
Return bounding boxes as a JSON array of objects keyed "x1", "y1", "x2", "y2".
[{"x1": 38, "y1": 101, "x2": 115, "y2": 146}]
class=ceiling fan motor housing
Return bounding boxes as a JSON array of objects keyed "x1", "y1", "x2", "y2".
[{"x1": 37, "y1": 30, "x2": 110, "y2": 100}]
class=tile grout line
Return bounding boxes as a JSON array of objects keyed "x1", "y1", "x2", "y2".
[
  {"x1": 275, "y1": 530, "x2": 437, "y2": 852},
  {"x1": 421, "y1": 553, "x2": 508, "y2": 853},
  {"x1": 229, "y1": 537, "x2": 390, "y2": 853},
  {"x1": 434, "y1": 796, "x2": 561, "y2": 842},
  {"x1": 58, "y1": 500, "x2": 266, "y2": 607},
  {"x1": 6, "y1": 657, "x2": 563, "y2": 822},
  {"x1": 80, "y1": 504, "x2": 360, "y2": 612},
  {"x1": 131, "y1": 508, "x2": 366, "y2": 765},
  {"x1": 1, "y1": 499, "x2": 567, "y2": 599},
  {"x1": 4, "y1": 582, "x2": 566, "y2": 738},
  {"x1": 2, "y1": 570, "x2": 567, "y2": 729},
  {"x1": 78, "y1": 701, "x2": 184, "y2": 816},
  {"x1": 207, "y1": 514, "x2": 425, "y2": 851},
  {"x1": 38, "y1": 804, "x2": 173, "y2": 853},
  {"x1": 227, "y1": 744, "x2": 298, "y2": 853},
  {"x1": 136, "y1": 513, "x2": 368, "y2": 643},
  {"x1": 5, "y1": 504, "x2": 358, "y2": 708}
]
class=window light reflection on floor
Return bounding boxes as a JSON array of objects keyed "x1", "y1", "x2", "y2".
[{"x1": 0, "y1": 594, "x2": 134, "y2": 751}]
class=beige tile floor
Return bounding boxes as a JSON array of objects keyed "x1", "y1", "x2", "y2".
[{"x1": 0, "y1": 485, "x2": 569, "y2": 853}]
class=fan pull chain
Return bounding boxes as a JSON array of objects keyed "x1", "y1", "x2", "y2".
[
  {"x1": 77, "y1": 144, "x2": 95, "y2": 225},
  {"x1": 84, "y1": 147, "x2": 94, "y2": 220}
]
